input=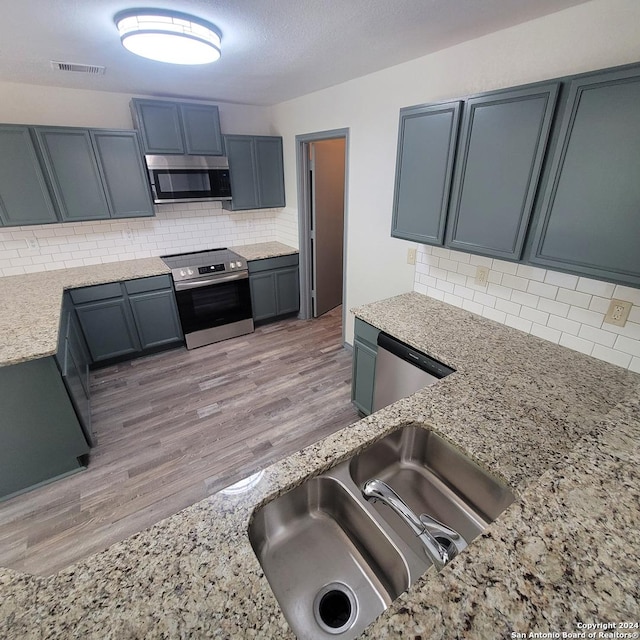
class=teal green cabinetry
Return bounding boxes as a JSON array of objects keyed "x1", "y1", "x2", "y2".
[
  {"x1": 0, "y1": 125, "x2": 58, "y2": 226},
  {"x1": 224, "y1": 135, "x2": 285, "y2": 210},
  {"x1": 391, "y1": 101, "x2": 461, "y2": 245},
  {"x1": 528, "y1": 66, "x2": 640, "y2": 286},
  {"x1": 351, "y1": 318, "x2": 380, "y2": 416},
  {"x1": 248, "y1": 254, "x2": 299, "y2": 322},
  {"x1": 71, "y1": 275, "x2": 183, "y2": 365},
  {"x1": 0, "y1": 357, "x2": 89, "y2": 500},
  {"x1": 131, "y1": 99, "x2": 223, "y2": 156}
]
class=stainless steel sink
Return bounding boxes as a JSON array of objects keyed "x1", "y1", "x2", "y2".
[
  {"x1": 249, "y1": 425, "x2": 515, "y2": 639},
  {"x1": 349, "y1": 426, "x2": 515, "y2": 565},
  {"x1": 249, "y1": 475, "x2": 410, "y2": 640}
]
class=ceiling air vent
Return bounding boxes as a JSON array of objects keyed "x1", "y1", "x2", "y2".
[{"x1": 50, "y1": 61, "x2": 106, "y2": 75}]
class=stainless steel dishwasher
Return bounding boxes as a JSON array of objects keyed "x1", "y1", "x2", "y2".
[{"x1": 372, "y1": 333, "x2": 455, "y2": 412}]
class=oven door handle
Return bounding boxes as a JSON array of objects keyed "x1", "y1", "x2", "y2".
[{"x1": 174, "y1": 270, "x2": 249, "y2": 291}]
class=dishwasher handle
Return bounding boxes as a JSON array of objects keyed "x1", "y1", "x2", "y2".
[{"x1": 377, "y1": 333, "x2": 455, "y2": 379}]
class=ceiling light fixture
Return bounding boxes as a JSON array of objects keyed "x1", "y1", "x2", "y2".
[{"x1": 114, "y1": 9, "x2": 222, "y2": 65}]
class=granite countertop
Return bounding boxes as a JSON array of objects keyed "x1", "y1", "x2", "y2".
[
  {"x1": 1, "y1": 291, "x2": 639, "y2": 638},
  {"x1": 231, "y1": 241, "x2": 298, "y2": 262},
  {"x1": 0, "y1": 243, "x2": 298, "y2": 368}
]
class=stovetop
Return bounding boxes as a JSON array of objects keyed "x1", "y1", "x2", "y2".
[{"x1": 161, "y1": 248, "x2": 247, "y2": 282}]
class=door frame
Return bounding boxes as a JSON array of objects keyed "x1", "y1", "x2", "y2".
[{"x1": 295, "y1": 128, "x2": 350, "y2": 341}]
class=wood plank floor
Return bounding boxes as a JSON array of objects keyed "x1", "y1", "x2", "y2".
[{"x1": 0, "y1": 307, "x2": 359, "y2": 576}]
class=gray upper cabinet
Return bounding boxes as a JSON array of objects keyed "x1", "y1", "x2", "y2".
[
  {"x1": 180, "y1": 103, "x2": 223, "y2": 155},
  {"x1": 445, "y1": 83, "x2": 559, "y2": 260},
  {"x1": 0, "y1": 125, "x2": 59, "y2": 226},
  {"x1": 391, "y1": 101, "x2": 462, "y2": 245},
  {"x1": 91, "y1": 130, "x2": 154, "y2": 218},
  {"x1": 131, "y1": 99, "x2": 223, "y2": 156},
  {"x1": 33, "y1": 127, "x2": 111, "y2": 222},
  {"x1": 529, "y1": 67, "x2": 640, "y2": 285},
  {"x1": 224, "y1": 135, "x2": 285, "y2": 210},
  {"x1": 130, "y1": 100, "x2": 184, "y2": 154}
]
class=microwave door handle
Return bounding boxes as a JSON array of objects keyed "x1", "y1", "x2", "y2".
[{"x1": 174, "y1": 271, "x2": 249, "y2": 291}]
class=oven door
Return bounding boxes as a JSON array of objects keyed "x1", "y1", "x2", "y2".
[{"x1": 173, "y1": 272, "x2": 253, "y2": 348}]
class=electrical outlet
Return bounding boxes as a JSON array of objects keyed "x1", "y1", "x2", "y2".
[
  {"x1": 407, "y1": 248, "x2": 416, "y2": 265},
  {"x1": 474, "y1": 265, "x2": 490, "y2": 286},
  {"x1": 604, "y1": 299, "x2": 632, "y2": 327},
  {"x1": 25, "y1": 237, "x2": 39, "y2": 250},
  {"x1": 122, "y1": 228, "x2": 135, "y2": 241}
]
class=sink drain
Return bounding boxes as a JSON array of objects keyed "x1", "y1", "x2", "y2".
[{"x1": 313, "y1": 582, "x2": 358, "y2": 634}]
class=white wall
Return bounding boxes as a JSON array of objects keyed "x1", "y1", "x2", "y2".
[{"x1": 270, "y1": 0, "x2": 640, "y2": 345}]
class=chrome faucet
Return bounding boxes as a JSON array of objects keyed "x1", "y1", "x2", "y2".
[{"x1": 361, "y1": 478, "x2": 459, "y2": 572}]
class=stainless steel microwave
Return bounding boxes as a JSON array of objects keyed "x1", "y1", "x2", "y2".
[{"x1": 145, "y1": 155, "x2": 232, "y2": 204}]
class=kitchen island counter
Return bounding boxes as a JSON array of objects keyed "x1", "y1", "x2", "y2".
[{"x1": 1, "y1": 291, "x2": 638, "y2": 638}]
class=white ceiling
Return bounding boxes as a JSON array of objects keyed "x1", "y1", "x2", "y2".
[{"x1": 1, "y1": 0, "x2": 590, "y2": 106}]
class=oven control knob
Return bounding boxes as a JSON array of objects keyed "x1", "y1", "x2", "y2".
[
  {"x1": 187, "y1": 268, "x2": 194, "y2": 276},
  {"x1": 179, "y1": 270, "x2": 186, "y2": 277}
]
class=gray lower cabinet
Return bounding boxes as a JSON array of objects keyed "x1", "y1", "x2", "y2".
[
  {"x1": 126, "y1": 288, "x2": 183, "y2": 350},
  {"x1": 528, "y1": 66, "x2": 640, "y2": 285},
  {"x1": 0, "y1": 357, "x2": 89, "y2": 500},
  {"x1": 351, "y1": 318, "x2": 380, "y2": 416},
  {"x1": 57, "y1": 292, "x2": 93, "y2": 445},
  {"x1": 71, "y1": 276, "x2": 183, "y2": 364},
  {"x1": 0, "y1": 125, "x2": 59, "y2": 226},
  {"x1": 32, "y1": 126, "x2": 153, "y2": 223},
  {"x1": 391, "y1": 101, "x2": 461, "y2": 245},
  {"x1": 446, "y1": 83, "x2": 559, "y2": 260},
  {"x1": 224, "y1": 135, "x2": 285, "y2": 210},
  {"x1": 248, "y1": 254, "x2": 299, "y2": 322},
  {"x1": 130, "y1": 99, "x2": 223, "y2": 156}
]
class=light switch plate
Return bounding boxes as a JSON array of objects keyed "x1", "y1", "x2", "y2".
[
  {"x1": 474, "y1": 266, "x2": 489, "y2": 286},
  {"x1": 407, "y1": 248, "x2": 416, "y2": 265},
  {"x1": 604, "y1": 299, "x2": 632, "y2": 327}
]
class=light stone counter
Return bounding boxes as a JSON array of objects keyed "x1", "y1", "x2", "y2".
[
  {"x1": 0, "y1": 243, "x2": 297, "y2": 368},
  {"x1": 231, "y1": 241, "x2": 298, "y2": 262},
  {"x1": 1, "y1": 291, "x2": 639, "y2": 638},
  {"x1": 0, "y1": 258, "x2": 170, "y2": 368}
]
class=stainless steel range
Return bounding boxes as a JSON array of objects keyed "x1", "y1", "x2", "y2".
[{"x1": 162, "y1": 248, "x2": 254, "y2": 349}]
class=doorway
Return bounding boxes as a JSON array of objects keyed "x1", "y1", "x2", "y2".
[{"x1": 296, "y1": 129, "x2": 349, "y2": 340}]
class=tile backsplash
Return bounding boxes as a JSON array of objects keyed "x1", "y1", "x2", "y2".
[
  {"x1": 413, "y1": 245, "x2": 640, "y2": 373},
  {"x1": 0, "y1": 203, "x2": 280, "y2": 277}
]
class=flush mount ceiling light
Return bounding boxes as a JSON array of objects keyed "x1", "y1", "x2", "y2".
[{"x1": 114, "y1": 9, "x2": 222, "y2": 65}]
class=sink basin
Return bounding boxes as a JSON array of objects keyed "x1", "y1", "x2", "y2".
[
  {"x1": 249, "y1": 425, "x2": 515, "y2": 638},
  {"x1": 248, "y1": 475, "x2": 410, "y2": 640},
  {"x1": 349, "y1": 426, "x2": 515, "y2": 562}
]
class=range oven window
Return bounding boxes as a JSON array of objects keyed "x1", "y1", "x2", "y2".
[
  {"x1": 152, "y1": 169, "x2": 231, "y2": 200},
  {"x1": 175, "y1": 277, "x2": 252, "y2": 334}
]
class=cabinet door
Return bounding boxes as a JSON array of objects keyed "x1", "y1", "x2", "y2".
[
  {"x1": 249, "y1": 272, "x2": 277, "y2": 321},
  {"x1": 225, "y1": 136, "x2": 260, "y2": 210},
  {"x1": 91, "y1": 130, "x2": 154, "y2": 219},
  {"x1": 180, "y1": 103, "x2": 223, "y2": 155},
  {"x1": 33, "y1": 127, "x2": 110, "y2": 221},
  {"x1": 131, "y1": 99, "x2": 185, "y2": 154},
  {"x1": 0, "y1": 125, "x2": 59, "y2": 226},
  {"x1": 255, "y1": 136, "x2": 285, "y2": 208},
  {"x1": 62, "y1": 341, "x2": 93, "y2": 446},
  {"x1": 75, "y1": 298, "x2": 140, "y2": 362},
  {"x1": 129, "y1": 290, "x2": 183, "y2": 350},
  {"x1": 391, "y1": 101, "x2": 461, "y2": 245},
  {"x1": 275, "y1": 267, "x2": 299, "y2": 315},
  {"x1": 529, "y1": 68, "x2": 640, "y2": 285},
  {"x1": 446, "y1": 83, "x2": 559, "y2": 260},
  {"x1": 352, "y1": 340, "x2": 377, "y2": 415},
  {"x1": 0, "y1": 358, "x2": 88, "y2": 499}
]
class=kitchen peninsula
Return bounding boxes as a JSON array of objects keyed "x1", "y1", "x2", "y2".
[{"x1": 1, "y1": 291, "x2": 638, "y2": 638}]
